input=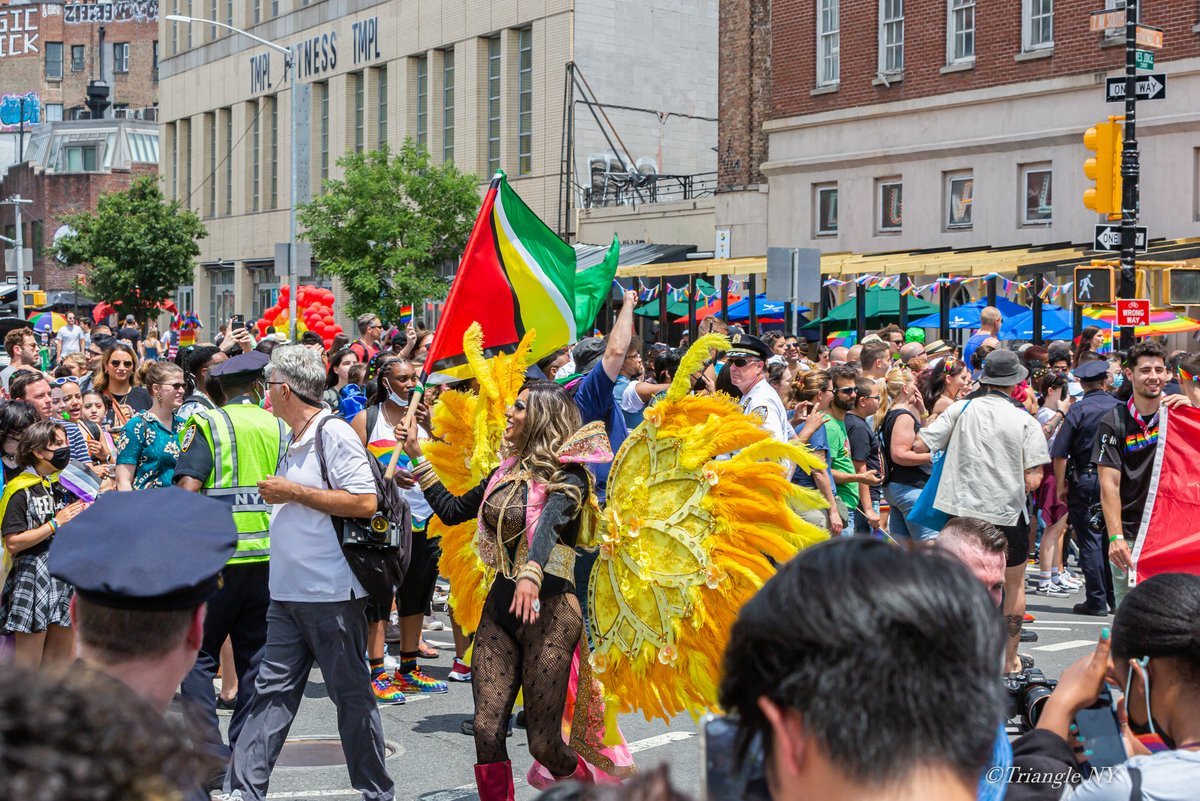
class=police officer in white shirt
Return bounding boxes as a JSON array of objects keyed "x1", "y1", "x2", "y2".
[{"x1": 726, "y1": 333, "x2": 791, "y2": 445}]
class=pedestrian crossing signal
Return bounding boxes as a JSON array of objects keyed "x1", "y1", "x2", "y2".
[
  {"x1": 1083, "y1": 121, "x2": 1123, "y2": 216},
  {"x1": 1074, "y1": 265, "x2": 1116, "y2": 305},
  {"x1": 1165, "y1": 268, "x2": 1200, "y2": 306}
]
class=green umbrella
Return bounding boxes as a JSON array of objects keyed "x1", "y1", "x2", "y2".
[
  {"x1": 803, "y1": 286, "x2": 939, "y2": 328},
  {"x1": 634, "y1": 278, "x2": 717, "y2": 318}
]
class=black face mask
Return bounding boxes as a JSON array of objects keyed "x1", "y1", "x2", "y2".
[{"x1": 49, "y1": 447, "x2": 71, "y2": 471}]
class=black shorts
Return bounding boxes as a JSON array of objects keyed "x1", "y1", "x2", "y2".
[
  {"x1": 998, "y1": 521, "x2": 1031, "y2": 569},
  {"x1": 365, "y1": 520, "x2": 442, "y2": 622}
]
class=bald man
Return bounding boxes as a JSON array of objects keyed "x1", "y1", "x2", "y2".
[
  {"x1": 899, "y1": 342, "x2": 927, "y2": 372},
  {"x1": 964, "y1": 306, "x2": 1003, "y2": 376}
]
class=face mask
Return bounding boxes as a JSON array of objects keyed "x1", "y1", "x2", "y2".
[
  {"x1": 1123, "y1": 657, "x2": 1175, "y2": 748},
  {"x1": 384, "y1": 378, "x2": 409, "y2": 408},
  {"x1": 49, "y1": 447, "x2": 71, "y2": 471},
  {"x1": 1112, "y1": 373, "x2": 1125, "y2": 389}
]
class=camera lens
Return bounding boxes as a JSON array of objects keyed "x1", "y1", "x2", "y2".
[{"x1": 1022, "y1": 684, "x2": 1055, "y2": 730}]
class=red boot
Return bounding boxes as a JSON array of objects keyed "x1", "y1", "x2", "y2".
[{"x1": 474, "y1": 761, "x2": 515, "y2": 801}]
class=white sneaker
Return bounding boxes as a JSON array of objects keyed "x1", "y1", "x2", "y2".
[
  {"x1": 448, "y1": 659, "x2": 472, "y2": 682},
  {"x1": 424, "y1": 620, "x2": 446, "y2": 631},
  {"x1": 1036, "y1": 583, "x2": 1071, "y2": 597}
]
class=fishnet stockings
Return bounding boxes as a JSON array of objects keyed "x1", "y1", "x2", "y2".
[{"x1": 471, "y1": 591, "x2": 582, "y2": 776}]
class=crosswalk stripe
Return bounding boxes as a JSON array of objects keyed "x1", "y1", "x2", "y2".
[{"x1": 1032, "y1": 639, "x2": 1098, "y2": 652}]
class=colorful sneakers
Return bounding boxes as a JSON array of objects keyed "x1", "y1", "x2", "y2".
[
  {"x1": 371, "y1": 672, "x2": 407, "y2": 705},
  {"x1": 394, "y1": 665, "x2": 449, "y2": 694},
  {"x1": 448, "y1": 659, "x2": 472, "y2": 682}
]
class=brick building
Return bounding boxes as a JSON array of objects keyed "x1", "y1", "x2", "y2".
[
  {"x1": 0, "y1": 119, "x2": 159, "y2": 290},
  {"x1": 1, "y1": 0, "x2": 160, "y2": 171},
  {"x1": 717, "y1": 1, "x2": 1200, "y2": 266}
]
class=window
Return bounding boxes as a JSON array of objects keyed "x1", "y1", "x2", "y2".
[
  {"x1": 946, "y1": 173, "x2": 973, "y2": 229},
  {"x1": 207, "y1": 112, "x2": 217, "y2": 218},
  {"x1": 31, "y1": 221, "x2": 43, "y2": 259},
  {"x1": 517, "y1": 29, "x2": 533, "y2": 175},
  {"x1": 210, "y1": 267, "x2": 235, "y2": 333},
  {"x1": 415, "y1": 57, "x2": 428, "y2": 150},
  {"x1": 251, "y1": 103, "x2": 261, "y2": 212},
  {"x1": 1022, "y1": 166, "x2": 1052, "y2": 224},
  {"x1": 948, "y1": 0, "x2": 975, "y2": 63},
  {"x1": 817, "y1": 0, "x2": 840, "y2": 85},
  {"x1": 878, "y1": 179, "x2": 903, "y2": 233},
  {"x1": 268, "y1": 96, "x2": 278, "y2": 209},
  {"x1": 442, "y1": 49, "x2": 455, "y2": 163},
  {"x1": 46, "y1": 42, "x2": 64, "y2": 80},
  {"x1": 271, "y1": 0, "x2": 279, "y2": 16},
  {"x1": 171, "y1": 0, "x2": 178, "y2": 54},
  {"x1": 65, "y1": 145, "x2": 98, "y2": 172},
  {"x1": 225, "y1": 0, "x2": 233, "y2": 28},
  {"x1": 186, "y1": 0, "x2": 193, "y2": 48},
  {"x1": 184, "y1": 120, "x2": 193, "y2": 206},
  {"x1": 223, "y1": 107, "x2": 233, "y2": 215},
  {"x1": 815, "y1": 185, "x2": 839, "y2": 236},
  {"x1": 487, "y1": 36, "x2": 501, "y2": 173},
  {"x1": 376, "y1": 65, "x2": 388, "y2": 146},
  {"x1": 879, "y1": 0, "x2": 903, "y2": 74},
  {"x1": 71, "y1": 45, "x2": 85, "y2": 72},
  {"x1": 353, "y1": 72, "x2": 365, "y2": 153},
  {"x1": 1023, "y1": 0, "x2": 1053, "y2": 50},
  {"x1": 316, "y1": 81, "x2": 329, "y2": 182},
  {"x1": 45, "y1": 103, "x2": 63, "y2": 122},
  {"x1": 152, "y1": 41, "x2": 158, "y2": 81},
  {"x1": 166, "y1": 122, "x2": 177, "y2": 197},
  {"x1": 253, "y1": 0, "x2": 261, "y2": 24},
  {"x1": 113, "y1": 43, "x2": 130, "y2": 73},
  {"x1": 210, "y1": 0, "x2": 218, "y2": 38}
]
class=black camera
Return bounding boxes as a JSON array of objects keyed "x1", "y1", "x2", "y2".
[
  {"x1": 1088, "y1": 503, "x2": 1105, "y2": 532},
  {"x1": 340, "y1": 512, "x2": 403, "y2": 549},
  {"x1": 1006, "y1": 668, "x2": 1058, "y2": 731}
]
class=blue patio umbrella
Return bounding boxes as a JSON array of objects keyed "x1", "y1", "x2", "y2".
[
  {"x1": 723, "y1": 294, "x2": 810, "y2": 322},
  {"x1": 1000, "y1": 306, "x2": 1108, "y2": 341},
  {"x1": 909, "y1": 297, "x2": 1028, "y2": 330}
]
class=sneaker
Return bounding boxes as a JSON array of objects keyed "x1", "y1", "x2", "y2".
[
  {"x1": 1058, "y1": 573, "x2": 1082, "y2": 589},
  {"x1": 1072, "y1": 602, "x2": 1110, "y2": 617},
  {"x1": 425, "y1": 619, "x2": 447, "y2": 631},
  {"x1": 384, "y1": 622, "x2": 403, "y2": 644},
  {"x1": 448, "y1": 659, "x2": 472, "y2": 682},
  {"x1": 1035, "y1": 583, "x2": 1071, "y2": 597},
  {"x1": 371, "y1": 673, "x2": 407, "y2": 705},
  {"x1": 1020, "y1": 629, "x2": 1039, "y2": 643},
  {"x1": 1023, "y1": 612, "x2": 1036, "y2": 623},
  {"x1": 394, "y1": 665, "x2": 449, "y2": 694},
  {"x1": 1053, "y1": 577, "x2": 1080, "y2": 592}
]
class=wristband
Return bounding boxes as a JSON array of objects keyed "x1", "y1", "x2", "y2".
[
  {"x1": 49, "y1": 519, "x2": 59, "y2": 533},
  {"x1": 1108, "y1": 534, "x2": 1120, "y2": 544}
]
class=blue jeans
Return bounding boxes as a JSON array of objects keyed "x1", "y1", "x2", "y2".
[{"x1": 884, "y1": 482, "x2": 939, "y2": 543}]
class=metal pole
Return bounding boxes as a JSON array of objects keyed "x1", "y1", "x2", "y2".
[
  {"x1": 938, "y1": 274, "x2": 950, "y2": 342},
  {"x1": 687, "y1": 273, "x2": 697, "y2": 344},
  {"x1": 12, "y1": 196, "x2": 30, "y2": 318},
  {"x1": 287, "y1": 54, "x2": 299, "y2": 342},
  {"x1": 1118, "y1": 0, "x2": 1139, "y2": 352},
  {"x1": 986, "y1": 276, "x2": 998, "y2": 308},
  {"x1": 855, "y1": 281, "x2": 866, "y2": 342},
  {"x1": 1032, "y1": 274, "x2": 1045, "y2": 347},
  {"x1": 818, "y1": 274, "x2": 830, "y2": 342},
  {"x1": 898, "y1": 273, "x2": 909, "y2": 330},
  {"x1": 720, "y1": 274, "x2": 729, "y2": 324},
  {"x1": 748, "y1": 274, "x2": 758, "y2": 334},
  {"x1": 658, "y1": 280, "x2": 668, "y2": 346}
]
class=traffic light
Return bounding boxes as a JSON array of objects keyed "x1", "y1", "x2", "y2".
[
  {"x1": 1074, "y1": 264, "x2": 1116, "y2": 305},
  {"x1": 1165, "y1": 267, "x2": 1200, "y2": 305},
  {"x1": 1083, "y1": 121, "x2": 1123, "y2": 215}
]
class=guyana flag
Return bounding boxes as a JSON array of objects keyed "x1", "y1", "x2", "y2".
[
  {"x1": 1130, "y1": 405, "x2": 1200, "y2": 584},
  {"x1": 423, "y1": 172, "x2": 619, "y2": 382}
]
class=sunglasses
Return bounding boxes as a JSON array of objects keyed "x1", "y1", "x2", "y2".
[
  {"x1": 729, "y1": 358, "x2": 761, "y2": 368},
  {"x1": 109, "y1": 360, "x2": 133, "y2": 368},
  {"x1": 836, "y1": 387, "x2": 857, "y2": 395},
  {"x1": 155, "y1": 382, "x2": 186, "y2": 390},
  {"x1": 52, "y1": 376, "x2": 81, "y2": 385}
]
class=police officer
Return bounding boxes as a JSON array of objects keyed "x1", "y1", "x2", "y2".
[
  {"x1": 726, "y1": 333, "x2": 791, "y2": 444},
  {"x1": 48, "y1": 487, "x2": 239, "y2": 801},
  {"x1": 1050, "y1": 358, "x2": 1119, "y2": 616},
  {"x1": 173, "y1": 350, "x2": 288, "y2": 765}
]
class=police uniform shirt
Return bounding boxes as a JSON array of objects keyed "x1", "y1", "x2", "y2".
[
  {"x1": 1049, "y1": 388, "x2": 1120, "y2": 472},
  {"x1": 740, "y1": 378, "x2": 791, "y2": 445},
  {"x1": 172, "y1": 395, "x2": 259, "y2": 485}
]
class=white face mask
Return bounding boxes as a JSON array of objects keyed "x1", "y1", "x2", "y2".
[{"x1": 384, "y1": 378, "x2": 408, "y2": 408}]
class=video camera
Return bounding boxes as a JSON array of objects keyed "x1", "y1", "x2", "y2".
[{"x1": 1005, "y1": 667, "x2": 1057, "y2": 731}]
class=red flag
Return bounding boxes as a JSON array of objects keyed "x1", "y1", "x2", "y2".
[{"x1": 1132, "y1": 405, "x2": 1200, "y2": 583}]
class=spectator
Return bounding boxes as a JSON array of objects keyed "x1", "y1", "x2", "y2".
[
  {"x1": 536, "y1": 345, "x2": 571, "y2": 381},
  {"x1": 1, "y1": 327, "x2": 39, "y2": 395},
  {"x1": 94, "y1": 342, "x2": 152, "y2": 430},
  {"x1": 828, "y1": 345, "x2": 849, "y2": 364},
  {"x1": 719, "y1": 538, "x2": 1006, "y2": 801},
  {"x1": 79, "y1": 336, "x2": 108, "y2": 393},
  {"x1": 0, "y1": 401, "x2": 41, "y2": 483},
  {"x1": 139, "y1": 321, "x2": 164, "y2": 362},
  {"x1": 766, "y1": 361, "x2": 793, "y2": 410},
  {"x1": 782, "y1": 333, "x2": 804, "y2": 372},
  {"x1": 915, "y1": 349, "x2": 1050, "y2": 675},
  {"x1": 54, "y1": 311, "x2": 86, "y2": 357},
  {"x1": 324, "y1": 346, "x2": 360, "y2": 409},
  {"x1": 330, "y1": 331, "x2": 351, "y2": 354},
  {"x1": 761, "y1": 330, "x2": 786, "y2": 357},
  {"x1": 879, "y1": 324, "x2": 905, "y2": 357},
  {"x1": 825, "y1": 364, "x2": 879, "y2": 532},
  {"x1": 815, "y1": 344, "x2": 831, "y2": 369},
  {"x1": 178, "y1": 345, "x2": 228, "y2": 419},
  {"x1": 57, "y1": 352, "x2": 89, "y2": 377},
  {"x1": 790, "y1": 369, "x2": 843, "y2": 536},
  {"x1": 115, "y1": 361, "x2": 186, "y2": 490},
  {"x1": 226, "y1": 345, "x2": 392, "y2": 801},
  {"x1": 879, "y1": 367, "x2": 935, "y2": 545},
  {"x1": 1096, "y1": 341, "x2": 1168, "y2": 608},
  {"x1": 919, "y1": 357, "x2": 971, "y2": 421},
  {"x1": 1075, "y1": 327, "x2": 1105, "y2": 367},
  {"x1": 964, "y1": 306, "x2": 1003, "y2": 376},
  {"x1": 899, "y1": 341, "x2": 928, "y2": 373},
  {"x1": 859, "y1": 340, "x2": 891, "y2": 381},
  {"x1": 118, "y1": 315, "x2": 142, "y2": 350},
  {"x1": 613, "y1": 334, "x2": 669, "y2": 430},
  {"x1": 11, "y1": 371, "x2": 90, "y2": 463},
  {"x1": 1174, "y1": 351, "x2": 1200, "y2": 406},
  {"x1": 844, "y1": 376, "x2": 883, "y2": 534},
  {"x1": 350, "y1": 313, "x2": 384, "y2": 363},
  {"x1": 300, "y1": 330, "x2": 325, "y2": 351},
  {"x1": 1008, "y1": 573, "x2": 1200, "y2": 801},
  {"x1": 1032, "y1": 369, "x2": 1074, "y2": 598},
  {"x1": 61, "y1": 379, "x2": 110, "y2": 469}
]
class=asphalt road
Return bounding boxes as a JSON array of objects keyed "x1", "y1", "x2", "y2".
[{"x1": 212, "y1": 562, "x2": 1108, "y2": 800}]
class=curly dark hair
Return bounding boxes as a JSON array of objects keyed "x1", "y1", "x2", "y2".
[{"x1": 0, "y1": 665, "x2": 213, "y2": 801}]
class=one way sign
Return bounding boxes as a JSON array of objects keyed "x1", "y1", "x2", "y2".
[
  {"x1": 1094, "y1": 224, "x2": 1148, "y2": 253},
  {"x1": 1106, "y1": 73, "x2": 1167, "y2": 102}
]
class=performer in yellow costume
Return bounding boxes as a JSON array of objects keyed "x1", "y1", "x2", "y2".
[{"x1": 411, "y1": 326, "x2": 828, "y2": 800}]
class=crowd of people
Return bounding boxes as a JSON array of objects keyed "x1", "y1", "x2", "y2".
[{"x1": 1, "y1": 299, "x2": 1198, "y2": 801}]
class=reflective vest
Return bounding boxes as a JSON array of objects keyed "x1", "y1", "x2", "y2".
[{"x1": 186, "y1": 402, "x2": 288, "y2": 564}]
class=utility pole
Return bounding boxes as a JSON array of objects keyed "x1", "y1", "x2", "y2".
[
  {"x1": 2, "y1": 195, "x2": 33, "y2": 317},
  {"x1": 1119, "y1": 0, "x2": 1140, "y2": 352}
]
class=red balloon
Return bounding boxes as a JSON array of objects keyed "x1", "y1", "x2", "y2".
[
  {"x1": 323, "y1": 338, "x2": 334, "y2": 349},
  {"x1": 279, "y1": 285, "x2": 290, "y2": 297}
]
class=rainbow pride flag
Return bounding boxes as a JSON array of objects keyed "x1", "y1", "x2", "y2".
[
  {"x1": 399, "y1": 304, "x2": 414, "y2": 325},
  {"x1": 422, "y1": 172, "x2": 618, "y2": 382}
]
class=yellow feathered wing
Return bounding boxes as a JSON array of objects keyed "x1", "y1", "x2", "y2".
[
  {"x1": 587, "y1": 333, "x2": 829, "y2": 722},
  {"x1": 424, "y1": 322, "x2": 536, "y2": 635}
]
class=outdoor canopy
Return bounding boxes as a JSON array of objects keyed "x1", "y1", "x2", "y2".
[
  {"x1": 908, "y1": 297, "x2": 1028, "y2": 330},
  {"x1": 634, "y1": 278, "x2": 716, "y2": 318},
  {"x1": 804, "y1": 286, "x2": 938, "y2": 329},
  {"x1": 999, "y1": 305, "x2": 1108, "y2": 342}
]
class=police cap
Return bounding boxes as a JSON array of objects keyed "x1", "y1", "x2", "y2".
[
  {"x1": 1074, "y1": 360, "x2": 1110, "y2": 382},
  {"x1": 210, "y1": 350, "x2": 271, "y2": 386},
  {"x1": 48, "y1": 487, "x2": 238, "y2": 611},
  {"x1": 727, "y1": 333, "x2": 773, "y2": 362}
]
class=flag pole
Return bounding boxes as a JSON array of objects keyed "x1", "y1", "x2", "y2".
[{"x1": 384, "y1": 378, "x2": 424, "y2": 480}]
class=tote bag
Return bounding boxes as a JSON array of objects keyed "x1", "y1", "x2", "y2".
[{"x1": 906, "y1": 400, "x2": 972, "y2": 532}]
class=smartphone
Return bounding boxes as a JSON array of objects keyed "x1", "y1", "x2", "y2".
[
  {"x1": 231, "y1": 314, "x2": 246, "y2": 331},
  {"x1": 700, "y1": 714, "x2": 771, "y2": 801},
  {"x1": 1073, "y1": 687, "x2": 1127, "y2": 769}
]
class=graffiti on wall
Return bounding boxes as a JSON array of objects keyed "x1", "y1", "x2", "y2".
[
  {"x1": 0, "y1": 6, "x2": 40, "y2": 59},
  {"x1": 64, "y1": 1, "x2": 159, "y2": 25},
  {"x1": 0, "y1": 92, "x2": 41, "y2": 132}
]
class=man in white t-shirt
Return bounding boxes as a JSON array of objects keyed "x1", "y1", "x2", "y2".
[
  {"x1": 55, "y1": 312, "x2": 86, "y2": 357},
  {"x1": 226, "y1": 345, "x2": 393, "y2": 801}
]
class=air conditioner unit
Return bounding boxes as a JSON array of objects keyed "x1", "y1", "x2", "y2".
[{"x1": 635, "y1": 157, "x2": 659, "y2": 176}]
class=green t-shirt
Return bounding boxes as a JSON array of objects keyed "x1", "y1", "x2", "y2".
[{"x1": 823, "y1": 414, "x2": 859, "y2": 508}]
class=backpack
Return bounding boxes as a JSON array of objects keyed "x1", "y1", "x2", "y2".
[{"x1": 313, "y1": 416, "x2": 412, "y2": 603}]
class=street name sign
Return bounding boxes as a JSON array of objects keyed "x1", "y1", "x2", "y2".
[
  {"x1": 1136, "y1": 25, "x2": 1164, "y2": 50},
  {"x1": 1094, "y1": 224, "x2": 1147, "y2": 253},
  {"x1": 1105, "y1": 74, "x2": 1166, "y2": 102},
  {"x1": 1135, "y1": 49, "x2": 1155, "y2": 70},
  {"x1": 1090, "y1": 9, "x2": 1125, "y2": 31}
]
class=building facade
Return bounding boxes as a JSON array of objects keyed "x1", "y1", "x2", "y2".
[
  {"x1": 157, "y1": 0, "x2": 718, "y2": 332},
  {"x1": 717, "y1": 0, "x2": 1200, "y2": 263},
  {"x1": 0, "y1": 0, "x2": 160, "y2": 172}
]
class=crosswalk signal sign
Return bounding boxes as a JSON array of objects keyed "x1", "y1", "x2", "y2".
[{"x1": 1074, "y1": 264, "x2": 1117, "y2": 305}]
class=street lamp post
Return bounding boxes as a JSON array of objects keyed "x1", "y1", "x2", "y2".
[{"x1": 165, "y1": 15, "x2": 302, "y2": 341}]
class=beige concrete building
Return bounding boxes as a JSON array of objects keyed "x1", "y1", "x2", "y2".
[{"x1": 158, "y1": 0, "x2": 717, "y2": 332}]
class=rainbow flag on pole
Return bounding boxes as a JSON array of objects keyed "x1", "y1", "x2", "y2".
[
  {"x1": 422, "y1": 172, "x2": 619, "y2": 382},
  {"x1": 398, "y1": 304, "x2": 414, "y2": 325}
]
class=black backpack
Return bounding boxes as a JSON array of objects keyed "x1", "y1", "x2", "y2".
[{"x1": 313, "y1": 416, "x2": 412, "y2": 603}]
